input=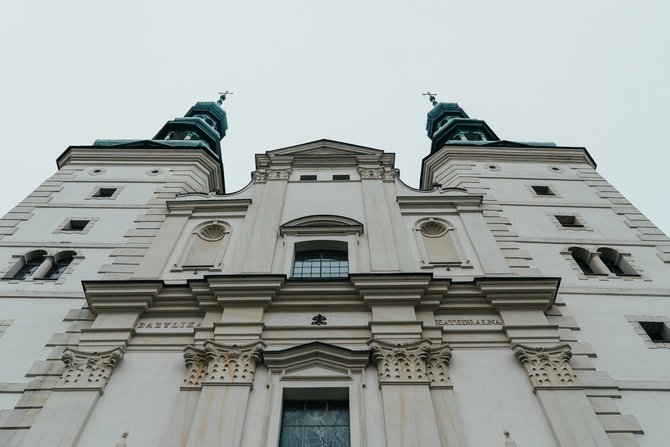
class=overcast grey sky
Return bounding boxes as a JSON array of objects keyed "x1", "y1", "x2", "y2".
[{"x1": 1, "y1": 1, "x2": 668, "y2": 236}]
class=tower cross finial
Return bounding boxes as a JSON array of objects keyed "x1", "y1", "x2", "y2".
[
  {"x1": 423, "y1": 92, "x2": 438, "y2": 107},
  {"x1": 217, "y1": 91, "x2": 233, "y2": 105}
]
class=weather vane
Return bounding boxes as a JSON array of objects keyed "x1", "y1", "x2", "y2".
[
  {"x1": 217, "y1": 91, "x2": 233, "y2": 105},
  {"x1": 423, "y1": 92, "x2": 438, "y2": 107}
]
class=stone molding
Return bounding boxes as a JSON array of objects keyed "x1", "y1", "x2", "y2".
[
  {"x1": 56, "y1": 347, "x2": 125, "y2": 390},
  {"x1": 253, "y1": 168, "x2": 292, "y2": 182},
  {"x1": 182, "y1": 340, "x2": 265, "y2": 387},
  {"x1": 512, "y1": 343, "x2": 579, "y2": 389},
  {"x1": 369, "y1": 339, "x2": 452, "y2": 386}
]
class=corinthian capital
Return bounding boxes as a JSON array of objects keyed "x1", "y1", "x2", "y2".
[
  {"x1": 182, "y1": 345, "x2": 208, "y2": 388},
  {"x1": 202, "y1": 340, "x2": 265, "y2": 385},
  {"x1": 57, "y1": 347, "x2": 126, "y2": 390},
  {"x1": 426, "y1": 345, "x2": 453, "y2": 387},
  {"x1": 369, "y1": 339, "x2": 431, "y2": 384},
  {"x1": 512, "y1": 343, "x2": 579, "y2": 389}
]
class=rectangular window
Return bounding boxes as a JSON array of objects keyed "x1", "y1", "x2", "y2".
[
  {"x1": 300, "y1": 175, "x2": 317, "y2": 181},
  {"x1": 555, "y1": 215, "x2": 583, "y2": 228},
  {"x1": 639, "y1": 322, "x2": 670, "y2": 342},
  {"x1": 532, "y1": 185, "x2": 555, "y2": 196},
  {"x1": 332, "y1": 175, "x2": 350, "y2": 181},
  {"x1": 279, "y1": 400, "x2": 350, "y2": 447}
]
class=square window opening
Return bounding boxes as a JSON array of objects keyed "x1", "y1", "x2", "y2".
[
  {"x1": 94, "y1": 188, "x2": 117, "y2": 198},
  {"x1": 66, "y1": 220, "x2": 89, "y2": 232},
  {"x1": 532, "y1": 185, "x2": 555, "y2": 196},
  {"x1": 556, "y1": 215, "x2": 583, "y2": 228},
  {"x1": 640, "y1": 322, "x2": 670, "y2": 342}
]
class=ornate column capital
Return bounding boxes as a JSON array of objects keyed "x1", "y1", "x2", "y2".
[
  {"x1": 181, "y1": 341, "x2": 265, "y2": 388},
  {"x1": 368, "y1": 338, "x2": 430, "y2": 384},
  {"x1": 357, "y1": 167, "x2": 395, "y2": 181},
  {"x1": 56, "y1": 347, "x2": 126, "y2": 391},
  {"x1": 253, "y1": 168, "x2": 292, "y2": 182},
  {"x1": 512, "y1": 343, "x2": 579, "y2": 390},
  {"x1": 426, "y1": 345, "x2": 453, "y2": 388}
]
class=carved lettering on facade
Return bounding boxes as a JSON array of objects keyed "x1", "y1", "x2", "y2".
[
  {"x1": 436, "y1": 319, "x2": 502, "y2": 326},
  {"x1": 136, "y1": 321, "x2": 202, "y2": 330},
  {"x1": 513, "y1": 343, "x2": 579, "y2": 389},
  {"x1": 181, "y1": 341, "x2": 265, "y2": 387},
  {"x1": 369, "y1": 339, "x2": 431, "y2": 383},
  {"x1": 57, "y1": 347, "x2": 125, "y2": 390}
]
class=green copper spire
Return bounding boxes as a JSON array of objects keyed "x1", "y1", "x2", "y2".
[{"x1": 425, "y1": 95, "x2": 499, "y2": 154}]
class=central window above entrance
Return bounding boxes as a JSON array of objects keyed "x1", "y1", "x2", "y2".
[{"x1": 292, "y1": 246, "x2": 348, "y2": 278}]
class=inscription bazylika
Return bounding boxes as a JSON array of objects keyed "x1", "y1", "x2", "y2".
[
  {"x1": 436, "y1": 319, "x2": 502, "y2": 326},
  {"x1": 57, "y1": 347, "x2": 125, "y2": 390},
  {"x1": 136, "y1": 321, "x2": 202, "y2": 329},
  {"x1": 369, "y1": 338, "x2": 453, "y2": 387},
  {"x1": 181, "y1": 340, "x2": 265, "y2": 387},
  {"x1": 513, "y1": 343, "x2": 578, "y2": 389}
]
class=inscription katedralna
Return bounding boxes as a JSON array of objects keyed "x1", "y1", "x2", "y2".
[
  {"x1": 436, "y1": 319, "x2": 502, "y2": 326},
  {"x1": 136, "y1": 321, "x2": 202, "y2": 329}
]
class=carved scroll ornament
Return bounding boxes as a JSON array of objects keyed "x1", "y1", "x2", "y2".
[
  {"x1": 57, "y1": 347, "x2": 126, "y2": 390},
  {"x1": 182, "y1": 340, "x2": 265, "y2": 387},
  {"x1": 512, "y1": 343, "x2": 579, "y2": 389}
]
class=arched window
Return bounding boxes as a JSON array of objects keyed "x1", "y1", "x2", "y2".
[
  {"x1": 292, "y1": 241, "x2": 348, "y2": 278},
  {"x1": 12, "y1": 251, "x2": 46, "y2": 280},
  {"x1": 569, "y1": 247, "x2": 596, "y2": 275},
  {"x1": 597, "y1": 247, "x2": 637, "y2": 276},
  {"x1": 41, "y1": 252, "x2": 75, "y2": 280}
]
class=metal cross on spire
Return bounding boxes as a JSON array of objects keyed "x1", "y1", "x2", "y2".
[
  {"x1": 423, "y1": 92, "x2": 438, "y2": 107},
  {"x1": 217, "y1": 91, "x2": 233, "y2": 105}
]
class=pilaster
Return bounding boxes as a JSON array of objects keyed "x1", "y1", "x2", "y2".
[
  {"x1": 512, "y1": 343, "x2": 613, "y2": 447},
  {"x1": 182, "y1": 340, "x2": 265, "y2": 447},
  {"x1": 369, "y1": 338, "x2": 449, "y2": 447},
  {"x1": 20, "y1": 348, "x2": 125, "y2": 447}
]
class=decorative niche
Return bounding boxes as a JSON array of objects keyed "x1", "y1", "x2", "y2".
[
  {"x1": 413, "y1": 218, "x2": 467, "y2": 268},
  {"x1": 173, "y1": 220, "x2": 231, "y2": 272}
]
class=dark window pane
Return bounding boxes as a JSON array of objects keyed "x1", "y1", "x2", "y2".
[
  {"x1": 13, "y1": 256, "x2": 44, "y2": 279},
  {"x1": 292, "y1": 249, "x2": 348, "y2": 278}
]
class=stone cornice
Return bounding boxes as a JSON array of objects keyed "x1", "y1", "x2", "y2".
[
  {"x1": 166, "y1": 198, "x2": 251, "y2": 214},
  {"x1": 255, "y1": 139, "x2": 395, "y2": 170},
  {"x1": 191, "y1": 275, "x2": 286, "y2": 309},
  {"x1": 83, "y1": 281, "x2": 163, "y2": 315},
  {"x1": 350, "y1": 274, "x2": 433, "y2": 306},
  {"x1": 57, "y1": 146, "x2": 223, "y2": 170},
  {"x1": 420, "y1": 145, "x2": 596, "y2": 189},
  {"x1": 476, "y1": 277, "x2": 560, "y2": 311},
  {"x1": 397, "y1": 195, "x2": 483, "y2": 210}
]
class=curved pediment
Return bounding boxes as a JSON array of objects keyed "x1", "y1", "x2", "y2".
[{"x1": 280, "y1": 215, "x2": 364, "y2": 236}]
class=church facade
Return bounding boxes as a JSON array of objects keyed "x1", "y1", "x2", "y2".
[{"x1": 0, "y1": 98, "x2": 669, "y2": 447}]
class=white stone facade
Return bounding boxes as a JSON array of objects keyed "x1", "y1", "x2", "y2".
[{"x1": 0, "y1": 102, "x2": 669, "y2": 447}]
